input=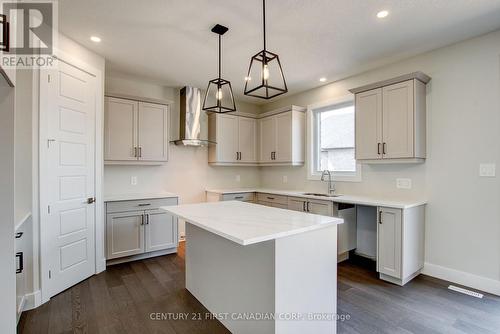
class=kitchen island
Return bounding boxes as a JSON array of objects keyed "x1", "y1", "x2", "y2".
[{"x1": 161, "y1": 201, "x2": 343, "y2": 334}]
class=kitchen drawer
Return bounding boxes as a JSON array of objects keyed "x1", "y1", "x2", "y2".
[
  {"x1": 256, "y1": 193, "x2": 288, "y2": 205},
  {"x1": 106, "y1": 197, "x2": 178, "y2": 213},
  {"x1": 221, "y1": 192, "x2": 255, "y2": 202}
]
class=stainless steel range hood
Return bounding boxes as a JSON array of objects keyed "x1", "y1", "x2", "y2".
[{"x1": 173, "y1": 86, "x2": 211, "y2": 146}]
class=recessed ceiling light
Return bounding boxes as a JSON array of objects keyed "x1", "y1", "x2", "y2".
[
  {"x1": 319, "y1": 77, "x2": 327, "y2": 82},
  {"x1": 377, "y1": 10, "x2": 389, "y2": 19},
  {"x1": 90, "y1": 36, "x2": 101, "y2": 43}
]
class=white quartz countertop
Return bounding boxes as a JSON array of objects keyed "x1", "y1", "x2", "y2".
[
  {"x1": 104, "y1": 191, "x2": 178, "y2": 202},
  {"x1": 206, "y1": 188, "x2": 426, "y2": 209},
  {"x1": 161, "y1": 201, "x2": 343, "y2": 246}
]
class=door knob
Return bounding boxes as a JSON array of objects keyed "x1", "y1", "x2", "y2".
[{"x1": 87, "y1": 197, "x2": 96, "y2": 204}]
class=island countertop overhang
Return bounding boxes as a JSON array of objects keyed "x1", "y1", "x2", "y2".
[{"x1": 161, "y1": 201, "x2": 343, "y2": 246}]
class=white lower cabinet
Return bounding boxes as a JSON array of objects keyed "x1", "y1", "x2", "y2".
[
  {"x1": 377, "y1": 205, "x2": 425, "y2": 285},
  {"x1": 377, "y1": 207, "x2": 402, "y2": 279},
  {"x1": 105, "y1": 197, "x2": 178, "y2": 262},
  {"x1": 106, "y1": 211, "x2": 145, "y2": 259}
]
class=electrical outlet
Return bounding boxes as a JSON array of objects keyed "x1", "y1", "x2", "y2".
[
  {"x1": 396, "y1": 178, "x2": 412, "y2": 189},
  {"x1": 130, "y1": 176, "x2": 137, "y2": 186},
  {"x1": 235, "y1": 175, "x2": 241, "y2": 182},
  {"x1": 283, "y1": 175, "x2": 288, "y2": 184},
  {"x1": 479, "y1": 163, "x2": 496, "y2": 177}
]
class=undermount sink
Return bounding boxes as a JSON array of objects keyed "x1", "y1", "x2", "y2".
[{"x1": 302, "y1": 192, "x2": 342, "y2": 198}]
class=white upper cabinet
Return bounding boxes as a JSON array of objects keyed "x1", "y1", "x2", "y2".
[
  {"x1": 208, "y1": 106, "x2": 305, "y2": 166},
  {"x1": 238, "y1": 117, "x2": 257, "y2": 163},
  {"x1": 259, "y1": 116, "x2": 276, "y2": 163},
  {"x1": 258, "y1": 107, "x2": 305, "y2": 166},
  {"x1": 138, "y1": 102, "x2": 169, "y2": 161},
  {"x1": 209, "y1": 114, "x2": 257, "y2": 164},
  {"x1": 105, "y1": 97, "x2": 137, "y2": 161},
  {"x1": 351, "y1": 72, "x2": 430, "y2": 163},
  {"x1": 104, "y1": 97, "x2": 169, "y2": 164}
]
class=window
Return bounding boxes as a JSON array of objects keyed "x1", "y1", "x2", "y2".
[{"x1": 308, "y1": 98, "x2": 361, "y2": 181}]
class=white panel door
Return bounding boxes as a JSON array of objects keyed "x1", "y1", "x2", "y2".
[
  {"x1": 145, "y1": 209, "x2": 178, "y2": 252},
  {"x1": 217, "y1": 114, "x2": 238, "y2": 162},
  {"x1": 104, "y1": 97, "x2": 138, "y2": 161},
  {"x1": 106, "y1": 211, "x2": 145, "y2": 259},
  {"x1": 238, "y1": 117, "x2": 257, "y2": 163},
  {"x1": 42, "y1": 61, "x2": 96, "y2": 299},
  {"x1": 382, "y1": 80, "x2": 414, "y2": 159},
  {"x1": 138, "y1": 102, "x2": 168, "y2": 161},
  {"x1": 355, "y1": 88, "x2": 383, "y2": 160},
  {"x1": 259, "y1": 116, "x2": 276, "y2": 162},
  {"x1": 275, "y1": 112, "x2": 292, "y2": 162},
  {"x1": 377, "y1": 207, "x2": 402, "y2": 278}
]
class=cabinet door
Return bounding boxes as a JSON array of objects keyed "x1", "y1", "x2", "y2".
[
  {"x1": 355, "y1": 88, "x2": 383, "y2": 160},
  {"x1": 217, "y1": 114, "x2": 239, "y2": 162},
  {"x1": 377, "y1": 207, "x2": 402, "y2": 278},
  {"x1": 275, "y1": 112, "x2": 292, "y2": 162},
  {"x1": 238, "y1": 117, "x2": 257, "y2": 163},
  {"x1": 307, "y1": 199, "x2": 333, "y2": 216},
  {"x1": 138, "y1": 102, "x2": 169, "y2": 161},
  {"x1": 104, "y1": 97, "x2": 138, "y2": 161},
  {"x1": 287, "y1": 197, "x2": 306, "y2": 212},
  {"x1": 382, "y1": 80, "x2": 414, "y2": 159},
  {"x1": 145, "y1": 210, "x2": 178, "y2": 252},
  {"x1": 259, "y1": 116, "x2": 276, "y2": 162},
  {"x1": 106, "y1": 211, "x2": 145, "y2": 259}
]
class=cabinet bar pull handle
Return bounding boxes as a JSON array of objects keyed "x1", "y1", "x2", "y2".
[
  {"x1": 234, "y1": 196, "x2": 244, "y2": 200},
  {"x1": 383, "y1": 143, "x2": 387, "y2": 155},
  {"x1": 134, "y1": 147, "x2": 137, "y2": 157},
  {"x1": 16, "y1": 252, "x2": 23, "y2": 274},
  {"x1": 138, "y1": 203, "x2": 151, "y2": 207},
  {"x1": 378, "y1": 211, "x2": 382, "y2": 224},
  {"x1": 146, "y1": 214, "x2": 150, "y2": 225},
  {"x1": 302, "y1": 201, "x2": 306, "y2": 211},
  {"x1": 306, "y1": 201, "x2": 310, "y2": 212},
  {"x1": 267, "y1": 197, "x2": 275, "y2": 200},
  {"x1": 141, "y1": 215, "x2": 145, "y2": 225},
  {"x1": 138, "y1": 147, "x2": 142, "y2": 158},
  {"x1": 377, "y1": 143, "x2": 381, "y2": 155}
]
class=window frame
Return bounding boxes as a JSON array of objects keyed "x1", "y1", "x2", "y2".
[{"x1": 307, "y1": 96, "x2": 362, "y2": 182}]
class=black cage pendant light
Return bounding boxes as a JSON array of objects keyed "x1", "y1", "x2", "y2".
[
  {"x1": 244, "y1": 0, "x2": 288, "y2": 99},
  {"x1": 202, "y1": 24, "x2": 236, "y2": 113}
]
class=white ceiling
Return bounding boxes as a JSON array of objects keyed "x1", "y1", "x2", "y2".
[{"x1": 59, "y1": 0, "x2": 500, "y2": 104}]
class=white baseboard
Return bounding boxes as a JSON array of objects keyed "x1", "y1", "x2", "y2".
[
  {"x1": 23, "y1": 290, "x2": 42, "y2": 311},
  {"x1": 423, "y1": 262, "x2": 500, "y2": 296}
]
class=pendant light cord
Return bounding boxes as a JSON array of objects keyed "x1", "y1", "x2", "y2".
[
  {"x1": 218, "y1": 34, "x2": 221, "y2": 80},
  {"x1": 262, "y1": 0, "x2": 266, "y2": 51}
]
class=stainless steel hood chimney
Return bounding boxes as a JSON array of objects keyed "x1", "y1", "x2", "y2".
[{"x1": 173, "y1": 86, "x2": 211, "y2": 146}]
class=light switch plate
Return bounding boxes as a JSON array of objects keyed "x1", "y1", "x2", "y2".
[
  {"x1": 283, "y1": 175, "x2": 288, "y2": 184},
  {"x1": 130, "y1": 176, "x2": 137, "y2": 185},
  {"x1": 479, "y1": 163, "x2": 496, "y2": 177},
  {"x1": 396, "y1": 178, "x2": 412, "y2": 189},
  {"x1": 235, "y1": 175, "x2": 241, "y2": 182}
]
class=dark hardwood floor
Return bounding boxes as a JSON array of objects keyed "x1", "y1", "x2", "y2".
[{"x1": 19, "y1": 243, "x2": 500, "y2": 334}]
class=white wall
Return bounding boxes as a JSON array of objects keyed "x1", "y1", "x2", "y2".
[
  {"x1": 259, "y1": 30, "x2": 500, "y2": 287},
  {"x1": 104, "y1": 72, "x2": 262, "y2": 237}
]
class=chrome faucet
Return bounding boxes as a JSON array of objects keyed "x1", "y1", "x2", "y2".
[{"x1": 321, "y1": 170, "x2": 335, "y2": 195}]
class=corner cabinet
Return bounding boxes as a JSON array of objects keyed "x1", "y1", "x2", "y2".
[
  {"x1": 104, "y1": 96, "x2": 169, "y2": 164},
  {"x1": 105, "y1": 197, "x2": 179, "y2": 264},
  {"x1": 208, "y1": 114, "x2": 258, "y2": 165},
  {"x1": 350, "y1": 72, "x2": 430, "y2": 163}
]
